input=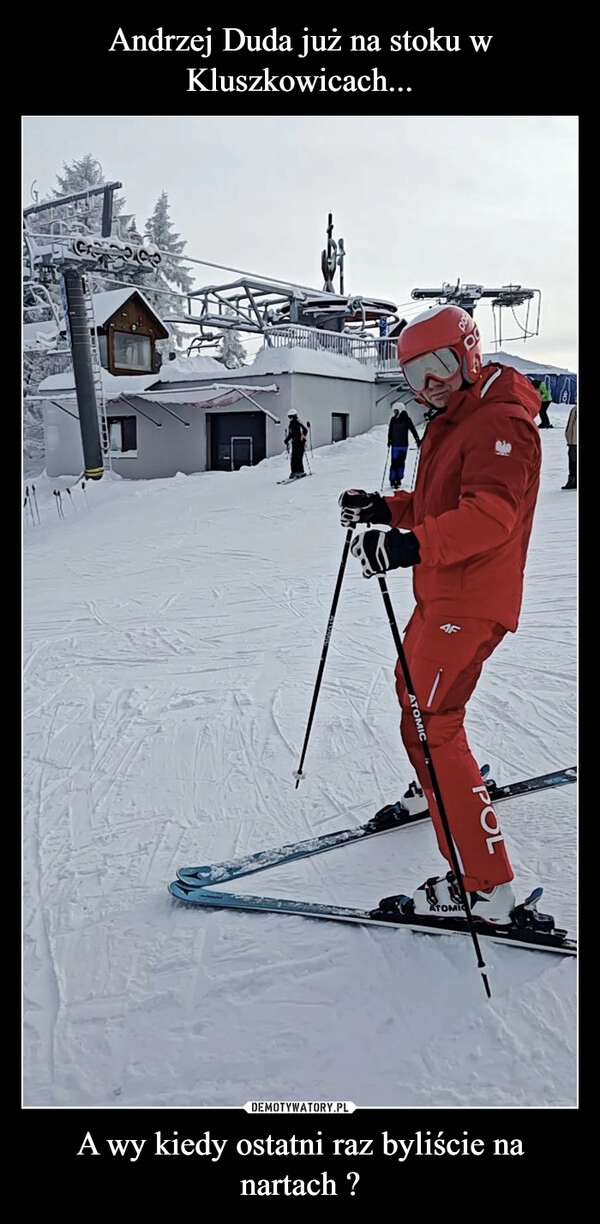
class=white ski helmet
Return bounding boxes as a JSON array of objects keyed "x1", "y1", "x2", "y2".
[{"x1": 287, "y1": 410, "x2": 298, "y2": 418}]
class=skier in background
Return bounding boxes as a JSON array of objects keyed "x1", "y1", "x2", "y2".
[
  {"x1": 531, "y1": 377, "x2": 553, "y2": 428},
  {"x1": 284, "y1": 410, "x2": 308, "y2": 479},
  {"x1": 338, "y1": 305, "x2": 542, "y2": 927},
  {"x1": 388, "y1": 406, "x2": 421, "y2": 489}
]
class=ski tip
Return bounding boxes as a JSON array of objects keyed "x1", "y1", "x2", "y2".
[{"x1": 169, "y1": 879, "x2": 196, "y2": 900}]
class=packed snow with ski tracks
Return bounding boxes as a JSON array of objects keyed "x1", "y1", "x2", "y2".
[{"x1": 23, "y1": 405, "x2": 576, "y2": 1107}]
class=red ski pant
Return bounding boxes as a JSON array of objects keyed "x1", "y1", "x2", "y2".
[{"x1": 395, "y1": 608, "x2": 514, "y2": 892}]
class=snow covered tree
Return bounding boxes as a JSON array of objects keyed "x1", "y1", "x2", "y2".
[
  {"x1": 54, "y1": 154, "x2": 124, "y2": 230},
  {"x1": 145, "y1": 192, "x2": 193, "y2": 291},
  {"x1": 26, "y1": 155, "x2": 131, "y2": 253},
  {"x1": 138, "y1": 191, "x2": 195, "y2": 354},
  {"x1": 23, "y1": 154, "x2": 135, "y2": 300},
  {"x1": 217, "y1": 310, "x2": 247, "y2": 368}
]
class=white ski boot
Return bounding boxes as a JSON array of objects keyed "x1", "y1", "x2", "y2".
[
  {"x1": 400, "y1": 779, "x2": 429, "y2": 817},
  {"x1": 410, "y1": 872, "x2": 516, "y2": 925}
]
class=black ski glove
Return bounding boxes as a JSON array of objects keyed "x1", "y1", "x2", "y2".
[
  {"x1": 338, "y1": 489, "x2": 392, "y2": 528},
  {"x1": 350, "y1": 529, "x2": 421, "y2": 579}
]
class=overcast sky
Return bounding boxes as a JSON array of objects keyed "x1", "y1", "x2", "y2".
[{"x1": 22, "y1": 115, "x2": 578, "y2": 371}]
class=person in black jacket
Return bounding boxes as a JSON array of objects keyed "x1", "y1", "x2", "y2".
[
  {"x1": 284, "y1": 411, "x2": 308, "y2": 478},
  {"x1": 388, "y1": 407, "x2": 421, "y2": 489}
]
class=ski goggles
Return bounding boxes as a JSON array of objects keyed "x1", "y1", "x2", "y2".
[{"x1": 401, "y1": 347, "x2": 460, "y2": 392}]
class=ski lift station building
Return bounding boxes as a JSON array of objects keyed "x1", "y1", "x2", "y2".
[
  {"x1": 33, "y1": 285, "x2": 422, "y2": 481},
  {"x1": 33, "y1": 280, "x2": 576, "y2": 483}
]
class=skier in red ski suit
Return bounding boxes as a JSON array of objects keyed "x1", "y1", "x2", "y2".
[{"x1": 339, "y1": 305, "x2": 542, "y2": 925}]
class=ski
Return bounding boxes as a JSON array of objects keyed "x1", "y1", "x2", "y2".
[
  {"x1": 177, "y1": 766, "x2": 576, "y2": 888},
  {"x1": 277, "y1": 473, "x2": 309, "y2": 484},
  {"x1": 167, "y1": 882, "x2": 576, "y2": 957}
]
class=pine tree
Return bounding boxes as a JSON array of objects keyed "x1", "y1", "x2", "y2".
[
  {"x1": 26, "y1": 155, "x2": 130, "y2": 251},
  {"x1": 145, "y1": 192, "x2": 193, "y2": 292},
  {"x1": 218, "y1": 309, "x2": 247, "y2": 368},
  {"x1": 140, "y1": 191, "x2": 195, "y2": 353},
  {"x1": 24, "y1": 154, "x2": 134, "y2": 297},
  {"x1": 54, "y1": 154, "x2": 123, "y2": 231}
]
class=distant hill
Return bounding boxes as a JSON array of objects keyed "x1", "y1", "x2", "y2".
[
  {"x1": 483, "y1": 350, "x2": 577, "y2": 405},
  {"x1": 483, "y1": 350, "x2": 575, "y2": 377}
]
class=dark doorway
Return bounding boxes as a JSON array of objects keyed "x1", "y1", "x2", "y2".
[
  {"x1": 207, "y1": 411, "x2": 266, "y2": 471},
  {"x1": 107, "y1": 416, "x2": 137, "y2": 454},
  {"x1": 332, "y1": 412, "x2": 349, "y2": 442}
]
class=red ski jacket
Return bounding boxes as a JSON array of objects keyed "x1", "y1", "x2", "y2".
[{"x1": 385, "y1": 364, "x2": 542, "y2": 631}]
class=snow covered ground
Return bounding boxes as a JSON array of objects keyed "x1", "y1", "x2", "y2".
[{"x1": 23, "y1": 403, "x2": 577, "y2": 1108}]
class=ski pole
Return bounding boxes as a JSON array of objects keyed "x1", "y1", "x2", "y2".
[
  {"x1": 376, "y1": 575, "x2": 492, "y2": 999},
  {"x1": 306, "y1": 420, "x2": 314, "y2": 456},
  {"x1": 380, "y1": 444, "x2": 390, "y2": 492},
  {"x1": 408, "y1": 432, "x2": 422, "y2": 492},
  {"x1": 303, "y1": 424, "x2": 312, "y2": 474},
  {"x1": 294, "y1": 529, "x2": 354, "y2": 788}
]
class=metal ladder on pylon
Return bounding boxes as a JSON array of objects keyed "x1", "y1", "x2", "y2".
[{"x1": 81, "y1": 273, "x2": 111, "y2": 468}]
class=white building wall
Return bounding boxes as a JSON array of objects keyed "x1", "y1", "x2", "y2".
[
  {"x1": 41, "y1": 363, "x2": 408, "y2": 480},
  {"x1": 43, "y1": 403, "x2": 85, "y2": 478},
  {"x1": 288, "y1": 373, "x2": 394, "y2": 447}
]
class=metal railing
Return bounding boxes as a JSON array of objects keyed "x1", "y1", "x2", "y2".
[{"x1": 266, "y1": 324, "x2": 403, "y2": 372}]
